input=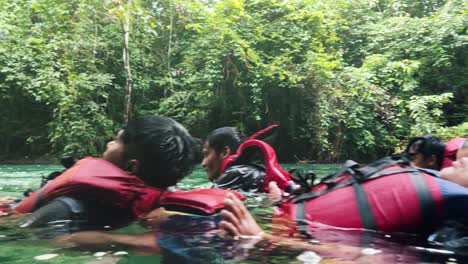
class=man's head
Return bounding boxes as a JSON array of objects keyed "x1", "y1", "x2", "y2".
[
  {"x1": 405, "y1": 135, "x2": 445, "y2": 170},
  {"x1": 103, "y1": 115, "x2": 199, "y2": 189},
  {"x1": 441, "y1": 139, "x2": 468, "y2": 186},
  {"x1": 202, "y1": 127, "x2": 244, "y2": 181},
  {"x1": 441, "y1": 157, "x2": 468, "y2": 187}
]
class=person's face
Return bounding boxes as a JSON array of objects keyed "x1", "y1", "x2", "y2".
[
  {"x1": 441, "y1": 157, "x2": 468, "y2": 187},
  {"x1": 102, "y1": 130, "x2": 127, "y2": 167},
  {"x1": 201, "y1": 142, "x2": 226, "y2": 181},
  {"x1": 408, "y1": 146, "x2": 436, "y2": 170}
]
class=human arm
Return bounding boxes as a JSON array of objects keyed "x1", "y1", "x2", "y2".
[
  {"x1": 138, "y1": 207, "x2": 186, "y2": 229},
  {"x1": 56, "y1": 231, "x2": 160, "y2": 252},
  {"x1": 219, "y1": 193, "x2": 391, "y2": 262},
  {"x1": 54, "y1": 208, "x2": 186, "y2": 251}
]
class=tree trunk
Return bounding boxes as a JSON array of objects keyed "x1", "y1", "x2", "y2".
[{"x1": 122, "y1": 0, "x2": 133, "y2": 125}]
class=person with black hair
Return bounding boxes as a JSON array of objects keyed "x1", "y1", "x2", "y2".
[
  {"x1": 405, "y1": 135, "x2": 446, "y2": 171},
  {"x1": 202, "y1": 127, "x2": 266, "y2": 192},
  {"x1": 15, "y1": 115, "x2": 200, "y2": 231},
  {"x1": 202, "y1": 127, "x2": 244, "y2": 181},
  {"x1": 102, "y1": 115, "x2": 198, "y2": 189}
]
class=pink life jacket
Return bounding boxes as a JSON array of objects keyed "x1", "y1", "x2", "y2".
[
  {"x1": 220, "y1": 133, "x2": 292, "y2": 192},
  {"x1": 441, "y1": 137, "x2": 466, "y2": 170},
  {"x1": 272, "y1": 157, "x2": 446, "y2": 235},
  {"x1": 15, "y1": 158, "x2": 243, "y2": 222}
]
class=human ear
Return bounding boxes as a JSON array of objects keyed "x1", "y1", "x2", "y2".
[
  {"x1": 427, "y1": 155, "x2": 438, "y2": 169},
  {"x1": 220, "y1": 146, "x2": 232, "y2": 159},
  {"x1": 126, "y1": 159, "x2": 140, "y2": 175}
]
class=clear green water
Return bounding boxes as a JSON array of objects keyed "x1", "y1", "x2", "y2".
[
  {"x1": 0, "y1": 164, "x2": 464, "y2": 263},
  {"x1": 0, "y1": 164, "x2": 63, "y2": 197}
]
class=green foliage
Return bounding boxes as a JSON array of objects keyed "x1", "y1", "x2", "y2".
[
  {"x1": 0, "y1": 0, "x2": 117, "y2": 157},
  {"x1": 324, "y1": 65, "x2": 400, "y2": 160},
  {"x1": 436, "y1": 122, "x2": 468, "y2": 141},
  {"x1": 324, "y1": 0, "x2": 467, "y2": 160},
  {"x1": 0, "y1": 0, "x2": 466, "y2": 162},
  {"x1": 407, "y1": 92, "x2": 453, "y2": 135}
]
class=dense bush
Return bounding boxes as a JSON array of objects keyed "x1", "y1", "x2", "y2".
[{"x1": 0, "y1": 0, "x2": 466, "y2": 162}]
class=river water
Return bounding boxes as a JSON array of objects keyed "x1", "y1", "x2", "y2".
[{"x1": 0, "y1": 163, "x2": 465, "y2": 263}]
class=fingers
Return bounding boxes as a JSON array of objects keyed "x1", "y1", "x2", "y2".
[
  {"x1": 232, "y1": 193, "x2": 248, "y2": 218},
  {"x1": 219, "y1": 220, "x2": 240, "y2": 237},
  {"x1": 220, "y1": 208, "x2": 241, "y2": 229},
  {"x1": 226, "y1": 192, "x2": 236, "y2": 199},
  {"x1": 268, "y1": 181, "x2": 282, "y2": 202},
  {"x1": 222, "y1": 192, "x2": 265, "y2": 237},
  {"x1": 224, "y1": 193, "x2": 247, "y2": 219}
]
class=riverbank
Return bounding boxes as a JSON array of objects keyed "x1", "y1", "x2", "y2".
[{"x1": 0, "y1": 154, "x2": 59, "y2": 165}]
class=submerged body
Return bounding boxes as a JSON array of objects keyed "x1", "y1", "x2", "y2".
[
  {"x1": 2, "y1": 159, "x2": 468, "y2": 263},
  {"x1": 202, "y1": 125, "x2": 292, "y2": 193},
  {"x1": 12, "y1": 115, "x2": 202, "y2": 232},
  {"x1": 15, "y1": 157, "x2": 242, "y2": 230},
  {"x1": 273, "y1": 157, "x2": 468, "y2": 235}
]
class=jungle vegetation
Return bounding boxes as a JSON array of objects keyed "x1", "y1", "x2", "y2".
[{"x1": 0, "y1": 0, "x2": 466, "y2": 162}]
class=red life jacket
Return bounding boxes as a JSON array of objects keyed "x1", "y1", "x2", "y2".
[
  {"x1": 15, "y1": 157, "x2": 243, "y2": 221},
  {"x1": 160, "y1": 188, "x2": 243, "y2": 215},
  {"x1": 272, "y1": 157, "x2": 445, "y2": 235},
  {"x1": 220, "y1": 138, "x2": 292, "y2": 192},
  {"x1": 441, "y1": 137, "x2": 466, "y2": 170}
]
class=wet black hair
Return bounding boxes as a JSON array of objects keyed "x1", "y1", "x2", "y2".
[
  {"x1": 206, "y1": 127, "x2": 245, "y2": 155},
  {"x1": 405, "y1": 135, "x2": 446, "y2": 170},
  {"x1": 122, "y1": 115, "x2": 199, "y2": 189}
]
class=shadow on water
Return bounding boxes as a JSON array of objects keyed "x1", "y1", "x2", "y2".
[{"x1": 1, "y1": 164, "x2": 468, "y2": 263}]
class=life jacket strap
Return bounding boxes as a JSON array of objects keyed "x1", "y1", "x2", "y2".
[
  {"x1": 294, "y1": 176, "x2": 379, "y2": 231},
  {"x1": 319, "y1": 160, "x2": 360, "y2": 186},
  {"x1": 295, "y1": 201, "x2": 315, "y2": 238},
  {"x1": 353, "y1": 181, "x2": 377, "y2": 230},
  {"x1": 291, "y1": 157, "x2": 418, "y2": 204},
  {"x1": 409, "y1": 171, "x2": 437, "y2": 232},
  {"x1": 248, "y1": 124, "x2": 279, "y2": 141},
  {"x1": 33, "y1": 183, "x2": 50, "y2": 211}
]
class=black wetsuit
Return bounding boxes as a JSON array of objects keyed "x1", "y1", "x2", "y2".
[
  {"x1": 212, "y1": 164, "x2": 265, "y2": 192},
  {"x1": 18, "y1": 196, "x2": 133, "y2": 237}
]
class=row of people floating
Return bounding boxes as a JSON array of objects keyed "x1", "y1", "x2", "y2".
[{"x1": 3, "y1": 115, "x2": 468, "y2": 253}]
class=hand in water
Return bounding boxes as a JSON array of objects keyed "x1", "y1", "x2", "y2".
[
  {"x1": 219, "y1": 193, "x2": 367, "y2": 262},
  {"x1": 267, "y1": 181, "x2": 283, "y2": 202},
  {"x1": 219, "y1": 193, "x2": 264, "y2": 238},
  {"x1": 138, "y1": 207, "x2": 183, "y2": 229},
  {"x1": 219, "y1": 182, "x2": 288, "y2": 238}
]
